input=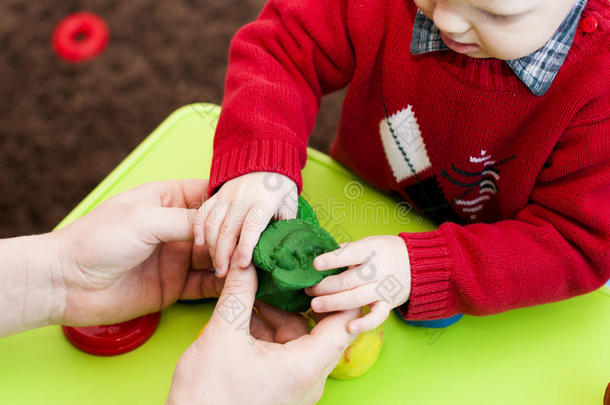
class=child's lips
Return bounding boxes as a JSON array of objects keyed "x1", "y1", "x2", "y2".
[{"x1": 440, "y1": 32, "x2": 479, "y2": 54}]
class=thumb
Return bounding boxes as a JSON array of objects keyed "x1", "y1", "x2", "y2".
[
  {"x1": 294, "y1": 308, "x2": 361, "y2": 371},
  {"x1": 209, "y1": 251, "x2": 258, "y2": 333},
  {"x1": 140, "y1": 206, "x2": 196, "y2": 243}
]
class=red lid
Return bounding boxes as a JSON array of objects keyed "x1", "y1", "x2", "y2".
[{"x1": 62, "y1": 312, "x2": 161, "y2": 356}]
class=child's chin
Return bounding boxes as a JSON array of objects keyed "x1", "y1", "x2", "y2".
[{"x1": 461, "y1": 48, "x2": 492, "y2": 59}]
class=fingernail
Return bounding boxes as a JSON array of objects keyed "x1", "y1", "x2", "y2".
[
  {"x1": 315, "y1": 258, "x2": 325, "y2": 269},
  {"x1": 238, "y1": 256, "x2": 248, "y2": 267},
  {"x1": 348, "y1": 324, "x2": 359, "y2": 334},
  {"x1": 311, "y1": 300, "x2": 321, "y2": 312},
  {"x1": 196, "y1": 237, "x2": 204, "y2": 245}
]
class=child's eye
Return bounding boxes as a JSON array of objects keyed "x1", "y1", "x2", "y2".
[{"x1": 477, "y1": 9, "x2": 510, "y2": 22}]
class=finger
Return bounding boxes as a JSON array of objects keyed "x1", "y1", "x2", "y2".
[
  {"x1": 142, "y1": 206, "x2": 198, "y2": 243},
  {"x1": 293, "y1": 308, "x2": 360, "y2": 371},
  {"x1": 347, "y1": 300, "x2": 391, "y2": 334},
  {"x1": 191, "y1": 240, "x2": 212, "y2": 270},
  {"x1": 313, "y1": 239, "x2": 377, "y2": 271},
  {"x1": 308, "y1": 311, "x2": 327, "y2": 324},
  {"x1": 254, "y1": 300, "x2": 309, "y2": 343},
  {"x1": 180, "y1": 270, "x2": 224, "y2": 300},
  {"x1": 121, "y1": 179, "x2": 209, "y2": 207},
  {"x1": 210, "y1": 251, "x2": 258, "y2": 334},
  {"x1": 305, "y1": 267, "x2": 372, "y2": 296},
  {"x1": 204, "y1": 201, "x2": 230, "y2": 274},
  {"x1": 214, "y1": 201, "x2": 247, "y2": 275},
  {"x1": 254, "y1": 300, "x2": 303, "y2": 328},
  {"x1": 249, "y1": 310, "x2": 275, "y2": 342},
  {"x1": 310, "y1": 283, "x2": 379, "y2": 313},
  {"x1": 193, "y1": 218, "x2": 205, "y2": 246},
  {"x1": 236, "y1": 203, "x2": 274, "y2": 268},
  {"x1": 194, "y1": 197, "x2": 216, "y2": 246},
  {"x1": 275, "y1": 194, "x2": 298, "y2": 221},
  {"x1": 155, "y1": 179, "x2": 211, "y2": 208}
]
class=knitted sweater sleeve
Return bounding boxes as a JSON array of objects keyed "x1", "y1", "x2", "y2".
[
  {"x1": 397, "y1": 103, "x2": 610, "y2": 320},
  {"x1": 208, "y1": 0, "x2": 355, "y2": 195}
]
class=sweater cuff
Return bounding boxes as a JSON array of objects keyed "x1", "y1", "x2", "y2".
[
  {"x1": 396, "y1": 230, "x2": 453, "y2": 320},
  {"x1": 208, "y1": 139, "x2": 305, "y2": 196}
]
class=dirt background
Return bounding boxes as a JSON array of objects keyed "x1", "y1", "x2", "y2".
[{"x1": 0, "y1": 0, "x2": 344, "y2": 237}]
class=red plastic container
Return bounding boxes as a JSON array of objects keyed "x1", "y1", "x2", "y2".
[{"x1": 62, "y1": 312, "x2": 160, "y2": 356}]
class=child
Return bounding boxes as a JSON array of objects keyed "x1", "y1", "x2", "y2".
[{"x1": 195, "y1": 0, "x2": 609, "y2": 334}]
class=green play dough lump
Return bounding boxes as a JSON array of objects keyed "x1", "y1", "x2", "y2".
[
  {"x1": 296, "y1": 195, "x2": 318, "y2": 226},
  {"x1": 253, "y1": 217, "x2": 345, "y2": 312}
]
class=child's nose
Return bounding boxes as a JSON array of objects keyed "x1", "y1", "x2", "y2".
[{"x1": 432, "y1": 2, "x2": 471, "y2": 36}]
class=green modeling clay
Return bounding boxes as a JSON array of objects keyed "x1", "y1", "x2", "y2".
[
  {"x1": 296, "y1": 196, "x2": 318, "y2": 226},
  {"x1": 253, "y1": 199, "x2": 345, "y2": 311}
]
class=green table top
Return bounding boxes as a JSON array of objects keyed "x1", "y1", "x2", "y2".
[{"x1": 1, "y1": 104, "x2": 608, "y2": 404}]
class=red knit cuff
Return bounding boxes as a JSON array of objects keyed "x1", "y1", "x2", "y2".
[
  {"x1": 208, "y1": 139, "x2": 305, "y2": 196},
  {"x1": 396, "y1": 230, "x2": 453, "y2": 320}
]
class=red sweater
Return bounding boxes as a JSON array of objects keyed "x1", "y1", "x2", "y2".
[{"x1": 209, "y1": 0, "x2": 610, "y2": 320}]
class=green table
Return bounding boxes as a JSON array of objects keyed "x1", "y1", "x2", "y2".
[{"x1": 1, "y1": 104, "x2": 608, "y2": 404}]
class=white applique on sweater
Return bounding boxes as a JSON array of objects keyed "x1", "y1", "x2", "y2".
[{"x1": 379, "y1": 105, "x2": 431, "y2": 183}]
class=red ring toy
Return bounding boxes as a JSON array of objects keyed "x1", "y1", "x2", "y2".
[{"x1": 52, "y1": 12, "x2": 109, "y2": 63}]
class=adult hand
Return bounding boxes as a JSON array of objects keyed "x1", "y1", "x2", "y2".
[
  {"x1": 56, "y1": 180, "x2": 225, "y2": 327},
  {"x1": 167, "y1": 251, "x2": 360, "y2": 405}
]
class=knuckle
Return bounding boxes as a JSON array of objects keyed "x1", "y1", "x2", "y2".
[
  {"x1": 312, "y1": 280, "x2": 327, "y2": 293},
  {"x1": 204, "y1": 218, "x2": 217, "y2": 236},
  {"x1": 202, "y1": 193, "x2": 217, "y2": 207},
  {"x1": 236, "y1": 243, "x2": 251, "y2": 258},
  {"x1": 241, "y1": 220, "x2": 262, "y2": 235},
  {"x1": 355, "y1": 293, "x2": 370, "y2": 307},
  {"x1": 247, "y1": 203, "x2": 272, "y2": 226},
  {"x1": 339, "y1": 277, "x2": 353, "y2": 291},
  {"x1": 221, "y1": 278, "x2": 251, "y2": 296},
  {"x1": 218, "y1": 222, "x2": 235, "y2": 239}
]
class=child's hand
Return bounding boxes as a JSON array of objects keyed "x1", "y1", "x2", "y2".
[
  {"x1": 194, "y1": 171, "x2": 298, "y2": 277},
  {"x1": 305, "y1": 235, "x2": 411, "y2": 334}
]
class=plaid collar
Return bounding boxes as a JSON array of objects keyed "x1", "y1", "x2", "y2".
[{"x1": 410, "y1": 0, "x2": 587, "y2": 96}]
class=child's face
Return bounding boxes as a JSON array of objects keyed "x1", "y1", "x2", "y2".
[{"x1": 413, "y1": 0, "x2": 577, "y2": 60}]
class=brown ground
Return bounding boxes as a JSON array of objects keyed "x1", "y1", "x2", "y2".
[{"x1": 0, "y1": 0, "x2": 344, "y2": 237}]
